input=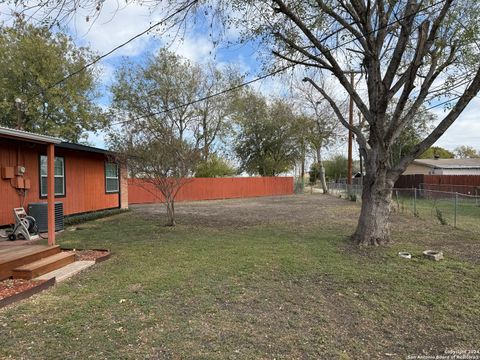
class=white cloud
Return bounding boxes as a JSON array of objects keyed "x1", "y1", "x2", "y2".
[
  {"x1": 433, "y1": 97, "x2": 480, "y2": 151},
  {"x1": 168, "y1": 34, "x2": 215, "y2": 63},
  {"x1": 69, "y1": 1, "x2": 162, "y2": 57}
]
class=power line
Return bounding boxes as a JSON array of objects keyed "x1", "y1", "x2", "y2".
[
  {"x1": 30, "y1": 0, "x2": 199, "y2": 99},
  {"x1": 110, "y1": 0, "x2": 447, "y2": 127}
]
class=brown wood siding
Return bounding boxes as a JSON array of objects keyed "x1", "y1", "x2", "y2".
[{"x1": 0, "y1": 138, "x2": 119, "y2": 226}]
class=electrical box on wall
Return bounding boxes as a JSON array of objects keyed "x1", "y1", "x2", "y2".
[
  {"x1": 24, "y1": 178, "x2": 31, "y2": 190},
  {"x1": 11, "y1": 176, "x2": 25, "y2": 189},
  {"x1": 1, "y1": 167, "x2": 14, "y2": 179}
]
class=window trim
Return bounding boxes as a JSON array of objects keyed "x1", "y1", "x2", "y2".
[
  {"x1": 39, "y1": 155, "x2": 66, "y2": 198},
  {"x1": 105, "y1": 162, "x2": 120, "y2": 194}
]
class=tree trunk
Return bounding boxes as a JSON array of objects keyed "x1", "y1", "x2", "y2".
[
  {"x1": 203, "y1": 116, "x2": 209, "y2": 161},
  {"x1": 352, "y1": 167, "x2": 393, "y2": 246},
  {"x1": 165, "y1": 199, "x2": 176, "y2": 226},
  {"x1": 319, "y1": 162, "x2": 328, "y2": 194},
  {"x1": 300, "y1": 156, "x2": 305, "y2": 188},
  {"x1": 316, "y1": 147, "x2": 328, "y2": 194}
]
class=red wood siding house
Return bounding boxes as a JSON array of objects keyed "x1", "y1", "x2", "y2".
[{"x1": 0, "y1": 127, "x2": 128, "y2": 228}]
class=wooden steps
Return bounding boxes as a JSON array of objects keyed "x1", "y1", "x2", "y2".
[
  {"x1": 12, "y1": 252, "x2": 75, "y2": 280},
  {"x1": 0, "y1": 245, "x2": 61, "y2": 280}
]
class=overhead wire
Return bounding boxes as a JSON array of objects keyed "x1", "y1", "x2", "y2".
[{"x1": 108, "y1": 0, "x2": 447, "y2": 127}]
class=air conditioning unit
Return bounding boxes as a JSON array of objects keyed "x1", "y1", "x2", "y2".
[{"x1": 27, "y1": 202, "x2": 64, "y2": 233}]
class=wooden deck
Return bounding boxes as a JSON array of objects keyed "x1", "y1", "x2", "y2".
[{"x1": 0, "y1": 245, "x2": 62, "y2": 280}]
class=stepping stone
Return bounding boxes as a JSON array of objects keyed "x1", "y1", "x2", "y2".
[
  {"x1": 423, "y1": 250, "x2": 444, "y2": 261},
  {"x1": 34, "y1": 261, "x2": 95, "y2": 282}
]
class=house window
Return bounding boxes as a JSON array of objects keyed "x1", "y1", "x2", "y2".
[
  {"x1": 105, "y1": 162, "x2": 119, "y2": 193},
  {"x1": 40, "y1": 156, "x2": 65, "y2": 197}
]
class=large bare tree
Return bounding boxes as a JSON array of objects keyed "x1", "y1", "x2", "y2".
[{"x1": 221, "y1": 0, "x2": 480, "y2": 245}]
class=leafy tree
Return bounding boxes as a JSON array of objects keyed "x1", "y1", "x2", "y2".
[
  {"x1": 111, "y1": 50, "x2": 240, "y2": 161},
  {"x1": 195, "y1": 154, "x2": 237, "y2": 178},
  {"x1": 193, "y1": 63, "x2": 243, "y2": 161},
  {"x1": 110, "y1": 49, "x2": 205, "y2": 226},
  {"x1": 420, "y1": 147, "x2": 455, "y2": 159},
  {"x1": 111, "y1": 49, "x2": 201, "y2": 142},
  {"x1": 324, "y1": 155, "x2": 349, "y2": 182},
  {"x1": 454, "y1": 146, "x2": 480, "y2": 159},
  {"x1": 295, "y1": 82, "x2": 341, "y2": 193},
  {"x1": 233, "y1": 91, "x2": 299, "y2": 176},
  {"x1": 0, "y1": 21, "x2": 105, "y2": 142},
  {"x1": 308, "y1": 163, "x2": 321, "y2": 184}
]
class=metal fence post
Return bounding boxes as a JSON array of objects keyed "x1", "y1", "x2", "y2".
[
  {"x1": 414, "y1": 188, "x2": 417, "y2": 216},
  {"x1": 454, "y1": 192, "x2": 458, "y2": 228}
]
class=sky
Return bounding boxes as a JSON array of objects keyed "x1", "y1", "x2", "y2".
[{"x1": 1, "y1": 0, "x2": 479, "y2": 155}]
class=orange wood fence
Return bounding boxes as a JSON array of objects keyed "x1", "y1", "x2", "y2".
[{"x1": 128, "y1": 177, "x2": 294, "y2": 204}]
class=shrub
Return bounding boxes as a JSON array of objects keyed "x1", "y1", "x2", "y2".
[
  {"x1": 435, "y1": 208, "x2": 448, "y2": 225},
  {"x1": 195, "y1": 155, "x2": 236, "y2": 178},
  {"x1": 64, "y1": 208, "x2": 130, "y2": 227},
  {"x1": 309, "y1": 163, "x2": 321, "y2": 184}
]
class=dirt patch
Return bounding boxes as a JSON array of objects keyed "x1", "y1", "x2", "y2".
[
  {"x1": 0, "y1": 279, "x2": 48, "y2": 300},
  {"x1": 133, "y1": 194, "x2": 480, "y2": 264},
  {"x1": 133, "y1": 194, "x2": 359, "y2": 229}
]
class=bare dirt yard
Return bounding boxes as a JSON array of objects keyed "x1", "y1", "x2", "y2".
[
  {"x1": 136, "y1": 194, "x2": 480, "y2": 263},
  {"x1": 0, "y1": 194, "x2": 479, "y2": 359}
]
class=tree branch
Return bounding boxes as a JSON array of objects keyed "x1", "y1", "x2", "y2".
[
  {"x1": 272, "y1": 0, "x2": 372, "y2": 122},
  {"x1": 393, "y1": 68, "x2": 480, "y2": 174},
  {"x1": 303, "y1": 77, "x2": 367, "y2": 149}
]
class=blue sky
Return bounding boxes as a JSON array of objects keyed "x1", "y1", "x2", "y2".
[{"x1": 60, "y1": 1, "x2": 271, "y2": 148}]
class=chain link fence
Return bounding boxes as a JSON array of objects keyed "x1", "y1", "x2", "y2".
[{"x1": 326, "y1": 182, "x2": 480, "y2": 232}]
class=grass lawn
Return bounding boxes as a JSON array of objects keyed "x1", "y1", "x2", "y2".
[
  {"x1": 0, "y1": 195, "x2": 479, "y2": 359},
  {"x1": 392, "y1": 193, "x2": 480, "y2": 232}
]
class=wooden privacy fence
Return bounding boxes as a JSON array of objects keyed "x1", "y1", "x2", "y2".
[
  {"x1": 128, "y1": 177, "x2": 294, "y2": 204},
  {"x1": 395, "y1": 175, "x2": 480, "y2": 195}
]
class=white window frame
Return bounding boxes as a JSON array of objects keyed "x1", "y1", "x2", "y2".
[
  {"x1": 40, "y1": 155, "x2": 65, "y2": 197},
  {"x1": 105, "y1": 162, "x2": 119, "y2": 193}
]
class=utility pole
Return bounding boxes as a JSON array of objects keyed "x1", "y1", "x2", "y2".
[{"x1": 358, "y1": 112, "x2": 363, "y2": 185}]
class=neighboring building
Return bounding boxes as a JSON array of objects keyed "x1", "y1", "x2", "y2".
[
  {"x1": 403, "y1": 158, "x2": 480, "y2": 176},
  {"x1": 0, "y1": 126, "x2": 128, "y2": 227}
]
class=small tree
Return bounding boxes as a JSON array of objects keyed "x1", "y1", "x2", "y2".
[
  {"x1": 113, "y1": 132, "x2": 199, "y2": 226},
  {"x1": 454, "y1": 146, "x2": 480, "y2": 159},
  {"x1": 294, "y1": 83, "x2": 341, "y2": 193}
]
